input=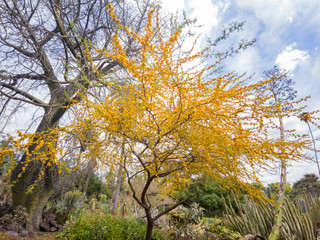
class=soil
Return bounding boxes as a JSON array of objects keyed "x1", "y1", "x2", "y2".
[{"x1": 0, "y1": 231, "x2": 59, "y2": 240}]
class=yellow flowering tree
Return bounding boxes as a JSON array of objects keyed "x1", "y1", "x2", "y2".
[{"x1": 68, "y1": 5, "x2": 313, "y2": 239}]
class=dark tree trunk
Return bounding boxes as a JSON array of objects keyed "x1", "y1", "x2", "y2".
[
  {"x1": 146, "y1": 210, "x2": 154, "y2": 240},
  {"x1": 11, "y1": 104, "x2": 64, "y2": 229},
  {"x1": 11, "y1": 155, "x2": 58, "y2": 229}
]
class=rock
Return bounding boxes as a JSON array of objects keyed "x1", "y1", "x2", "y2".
[
  {"x1": 40, "y1": 221, "x2": 51, "y2": 232},
  {"x1": 48, "y1": 219, "x2": 58, "y2": 228},
  {"x1": 19, "y1": 229, "x2": 29, "y2": 237},
  {"x1": 40, "y1": 212, "x2": 62, "y2": 232},
  {"x1": 6, "y1": 222, "x2": 19, "y2": 232},
  {"x1": 50, "y1": 227, "x2": 57, "y2": 232},
  {"x1": 6, "y1": 230, "x2": 19, "y2": 237}
]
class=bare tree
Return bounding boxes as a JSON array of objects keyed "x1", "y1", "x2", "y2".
[
  {"x1": 0, "y1": 0, "x2": 158, "y2": 229},
  {"x1": 256, "y1": 66, "x2": 297, "y2": 240}
]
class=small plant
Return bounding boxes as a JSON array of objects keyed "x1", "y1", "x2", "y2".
[
  {"x1": 169, "y1": 202, "x2": 205, "y2": 239},
  {"x1": 203, "y1": 218, "x2": 241, "y2": 240},
  {"x1": 55, "y1": 190, "x2": 84, "y2": 224}
]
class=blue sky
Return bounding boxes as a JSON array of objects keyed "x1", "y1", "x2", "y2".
[{"x1": 161, "y1": 0, "x2": 320, "y2": 184}]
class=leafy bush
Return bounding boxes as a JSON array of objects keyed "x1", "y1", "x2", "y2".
[
  {"x1": 203, "y1": 218, "x2": 241, "y2": 240},
  {"x1": 174, "y1": 179, "x2": 245, "y2": 217},
  {"x1": 58, "y1": 212, "x2": 169, "y2": 240}
]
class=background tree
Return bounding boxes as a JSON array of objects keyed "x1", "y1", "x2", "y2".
[
  {"x1": 0, "y1": 0, "x2": 159, "y2": 229},
  {"x1": 174, "y1": 178, "x2": 245, "y2": 217},
  {"x1": 290, "y1": 173, "x2": 320, "y2": 198},
  {"x1": 255, "y1": 65, "x2": 298, "y2": 240}
]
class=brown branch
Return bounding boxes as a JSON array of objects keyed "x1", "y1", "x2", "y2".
[
  {"x1": 0, "y1": 72, "x2": 45, "y2": 81},
  {"x1": 124, "y1": 166, "x2": 147, "y2": 209},
  {"x1": 0, "y1": 82, "x2": 48, "y2": 107}
]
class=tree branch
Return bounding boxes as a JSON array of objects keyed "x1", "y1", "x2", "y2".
[{"x1": 0, "y1": 82, "x2": 49, "y2": 107}]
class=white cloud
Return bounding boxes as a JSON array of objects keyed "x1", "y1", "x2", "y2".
[
  {"x1": 160, "y1": 0, "x2": 185, "y2": 13},
  {"x1": 186, "y1": 0, "x2": 219, "y2": 31},
  {"x1": 235, "y1": 0, "x2": 318, "y2": 27},
  {"x1": 160, "y1": 0, "x2": 228, "y2": 70},
  {"x1": 226, "y1": 47, "x2": 262, "y2": 74},
  {"x1": 161, "y1": 0, "x2": 228, "y2": 38},
  {"x1": 275, "y1": 43, "x2": 309, "y2": 71}
]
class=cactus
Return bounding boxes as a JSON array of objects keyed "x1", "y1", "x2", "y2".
[
  {"x1": 223, "y1": 193, "x2": 274, "y2": 238},
  {"x1": 224, "y1": 193, "x2": 320, "y2": 239}
]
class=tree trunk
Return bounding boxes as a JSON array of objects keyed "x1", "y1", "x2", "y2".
[
  {"x1": 112, "y1": 165, "x2": 122, "y2": 214},
  {"x1": 268, "y1": 117, "x2": 286, "y2": 240},
  {"x1": 82, "y1": 159, "x2": 96, "y2": 196},
  {"x1": 11, "y1": 103, "x2": 65, "y2": 229},
  {"x1": 146, "y1": 210, "x2": 154, "y2": 240}
]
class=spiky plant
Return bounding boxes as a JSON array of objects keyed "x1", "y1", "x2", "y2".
[{"x1": 224, "y1": 193, "x2": 320, "y2": 239}]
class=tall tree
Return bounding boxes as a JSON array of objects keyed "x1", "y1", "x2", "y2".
[
  {"x1": 0, "y1": 0, "x2": 157, "y2": 229},
  {"x1": 256, "y1": 66, "x2": 297, "y2": 240},
  {"x1": 63, "y1": 9, "x2": 310, "y2": 239}
]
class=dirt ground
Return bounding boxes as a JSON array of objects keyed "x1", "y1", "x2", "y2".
[{"x1": 0, "y1": 231, "x2": 59, "y2": 240}]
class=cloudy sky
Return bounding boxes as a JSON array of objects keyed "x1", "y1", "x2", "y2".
[{"x1": 161, "y1": 0, "x2": 320, "y2": 184}]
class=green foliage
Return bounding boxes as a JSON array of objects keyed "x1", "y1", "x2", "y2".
[
  {"x1": 174, "y1": 179, "x2": 243, "y2": 216},
  {"x1": 85, "y1": 174, "x2": 111, "y2": 199},
  {"x1": 54, "y1": 190, "x2": 84, "y2": 224},
  {"x1": 266, "y1": 182, "x2": 292, "y2": 201},
  {"x1": 58, "y1": 212, "x2": 169, "y2": 240},
  {"x1": 56, "y1": 190, "x2": 84, "y2": 214},
  {"x1": 203, "y1": 218, "x2": 241, "y2": 240}
]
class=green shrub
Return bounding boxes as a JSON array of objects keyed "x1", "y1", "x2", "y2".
[
  {"x1": 58, "y1": 212, "x2": 169, "y2": 240},
  {"x1": 203, "y1": 218, "x2": 241, "y2": 240},
  {"x1": 85, "y1": 174, "x2": 110, "y2": 198},
  {"x1": 174, "y1": 179, "x2": 245, "y2": 217}
]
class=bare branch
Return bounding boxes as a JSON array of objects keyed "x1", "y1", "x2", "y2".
[{"x1": 0, "y1": 82, "x2": 49, "y2": 107}]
